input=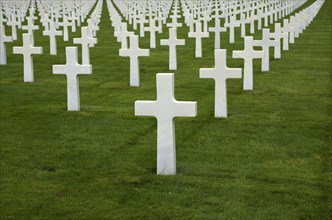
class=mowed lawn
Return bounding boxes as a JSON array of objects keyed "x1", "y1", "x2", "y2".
[{"x1": 0, "y1": 0, "x2": 331, "y2": 219}]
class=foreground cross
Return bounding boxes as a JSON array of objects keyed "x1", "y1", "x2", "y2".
[
  {"x1": 13, "y1": 33, "x2": 43, "y2": 82},
  {"x1": 200, "y1": 49, "x2": 242, "y2": 118},
  {"x1": 233, "y1": 36, "x2": 264, "y2": 90},
  {"x1": 52, "y1": 47, "x2": 92, "y2": 111},
  {"x1": 73, "y1": 27, "x2": 97, "y2": 65},
  {"x1": 119, "y1": 35, "x2": 150, "y2": 87},
  {"x1": 160, "y1": 28, "x2": 185, "y2": 70},
  {"x1": 135, "y1": 73, "x2": 197, "y2": 175}
]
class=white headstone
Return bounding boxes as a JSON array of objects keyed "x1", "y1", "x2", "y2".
[
  {"x1": 209, "y1": 18, "x2": 226, "y2": 49},
  {"x1": 119, "y1": 35, "x2": 150, "y2": 87},
  {"x1": 145, "y1": 19, "x2": 160, "y2": 48},
  {"x1": 43, "y1": 21, "x2": 62, "y2": 55},
  {"x1": 225, "y1": 16, "x2": 240, "y2": 44},
  {"x1": 270, "y1": 23, "x2": 288, "y2": 58},
  {"x1": 58, "y1": 16, "x2": 72, "y2": 41},
  {"x1": 73, "y1": 27, "x2": 97, "y2": 65},
  {"x1": 52, "y1": 47, "x2": 92, "y2": 111},
  {"x1": 200, "y1": 49, "x2": 242, "y2": 118},
  {"x1": 7, "y1": 14, "x2": 18, "y2": 41},
  {"x1": 0, "y1": 24, "x2": 13, "y2": 65},
  {"x1": 232, "y1": 36, "x2": 264, "y2": 90},
  {"x1": 188, "y1": 22, "x2": 209, "y2": 58},
  {"x1": 135, "y1": 73, "x2": 197, "y2": 175},
  {"x1": 253, "y1": 28, "x2": 278, "y2": 72},
  {"x1": 22, "y1": 17, "x2": 39, "y2": 37},
  {"x1": 115, "y1": 22, "x2": 134, "y2": 49},
  {"x1": 138, "y1": 14, "x2": 148, "y2": 37},
  {"x1": 160, "y1": 28, "x2": 185, "y2": 70},
  {"x1": 13, "y1": 33, "x2": 43, "y2": 82}
]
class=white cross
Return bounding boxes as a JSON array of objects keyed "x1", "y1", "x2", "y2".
[
  {"x1": 144, "y1": 19, "x2": 160, "y2": 48},
  {"x1": 160, "y1": 28, "x2": 185, "y2": 70},
  {"x1": 52, "y1": 47, "x2": 92, "y2": 111},
  {"x1": 87, "y1": 19, "x2": 99, "y2": 37},
  {"x1": 7, "y1": 14, "x2": 19, "y2": 41},
  {"x1": 270, "y1": 23, "x2": 288, "y2": 58},
  {"x1": 115, "y1": 22, "x2": 134, "y2": 49},
  {"x1": 232, "y1": 36, "x2": 264, "y2": 90},
  {"x1": 209, "y1": 18, "x2": 226, "y2": 49},
  {"x1": 22, "y1": 17, "x2": 39, "y2": 37},
  {"x1": 58, "y1": 16, "x2": 72, "y2": 41},
  {"x1": 119, "y1": 35, "x2": 150, "y2": 87},
  {"x1": 188, "y1": 22, "x2": 209, "y2": 58},
  {"x1": 43, "y1": 21, "x2": 62, "y2": 55},
  {"x1": 225, "y1": 16, "x2": 240, "y2": 44},
  {"x1": 253, "y1": 28, "x2": 278, "y2": 72},
  {"x1": 281, "y1": 18, "x2": 293, "y2": 49},
  {"x1": 200, "y1": 49, "x2": 242, "y2": 118},
  {"x1": 73, "y1": 27, "x2": 97, "y2": 65},
  {"x1": 138, "y1": 14, "x2": 148, "y2": 37},
  {"x1": 166, "y1": 13, "x2": 182, "y2": 30},
  {"x1": 0, "y1": 24, "x2": 13, "y2": 65},
  {"x1": 135, "y1": 73, "x2": 197, "y2": 175},
  {"x1": 13, "y1": 33, "x2": 43, "y2": 82}
]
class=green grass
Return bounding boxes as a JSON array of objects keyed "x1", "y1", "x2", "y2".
[{"x1": 1, "y1": 0, "x2": 331, "y2": 219}]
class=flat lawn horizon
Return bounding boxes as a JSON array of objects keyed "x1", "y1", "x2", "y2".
[{"x1": 1, "y1": 0, "x2": 331, "y2": 219}]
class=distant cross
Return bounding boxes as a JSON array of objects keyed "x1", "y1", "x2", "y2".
[
  {"x1": 7, "y1": 14, "x2": 19, "y2": 40},
  {"x1": 135, "y1": 73, "x2": 197, "y2": 175},
  {"x1": 145, "y1": 19, "x2": 160, "y2": 48},
  {"x1": 0, "y1": 24, "x2": 13, "y2": 65},
  {"x1": 225, "y1": 16, "x2": 240, "y2": 44},
  {"x1": 160, "y1": 28, "x2": 185, "y2": 70},
  {"x1": 200, "y1": 49, "x2": 242, "y2": 118},
  {"x1": 13, "y1": 33, "x2": 43, "y2": 82},
  {"x1": 52, "y1": 47, "x2": 92, "y2": 111},
  {"x1": 188, "y1": 22, "x2": 209, "y2": 58},
  {"x1": 43, "y1": 20, "x2": 62, "y2": 55},
  {"x1": 138, "y1": 14, "x2": 148, "y2": 37},
  {"x1": 281, "y1": 19, "x2": 293, "y2": 50},
  {"x1": 209, "y1": 18, "x2": 226, "y2": 49},
  {"x1": 233, "y1": 36, "x2": 264, "y2": 90},
  {"x1": 270, "y1": 23, "x2": 288, "y2": 58},
  {"x1": 22, "y1": 17, "x2": 39, "y2": 37},
  {"x1": 119, "y1": 35, "x2": 150, "y2": 87},
  {"x1": 116, "y1": 23, "x2": 134, "y2": 49},
  {"x1": 58, "y1": 15, "x2": 72, "y2": 41},
  {"x1": 253, "y1": 28, "x2": 278, "y2": 72},
  {"x1": 73, "y1": 27, "x2": 97, "y2": 65},
  {"x1": 166, "y1": 13, "x2": 182, "y2": 30}
]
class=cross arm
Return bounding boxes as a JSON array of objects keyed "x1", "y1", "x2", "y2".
[
  {"x1": 232, "y1": 50, "x2": 246, "y2": 59},
  {"x1": 174, "y1": 101, "x2": 197, "y2": 117},
  {"x1": 13, "y1": 47, "x2": 23, "y2": 54},
  {"x1": 177, "y1": 39, "x2": 185, "y2": 45},
  {"x1": 31, "y1": 47, "x2": 43, "y2": 54},
  {"x1": 160, "y1": 39, "x2": 169, "y2": 46},
  {"x1": 119, "y1": 49, "x2": 129, "y2": 57},
  {"x1": 52, "y1": 64, "x2": 67, "y2": 74},
  {"x1": 225, "y1": 67, "x2": 242, "y2": 79},
  {"x1": 200, "y1": 67, "x2": 215, "y2": 79},
  {"x1": 78, "y1": 65, "x2": 93, "y2": 74},
  {"x1": 138, "y1": 48, "x2": 150, "y2": 57},
  {"x1": 135, "y1": 100, "x2": 158, "y2": 117}
]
